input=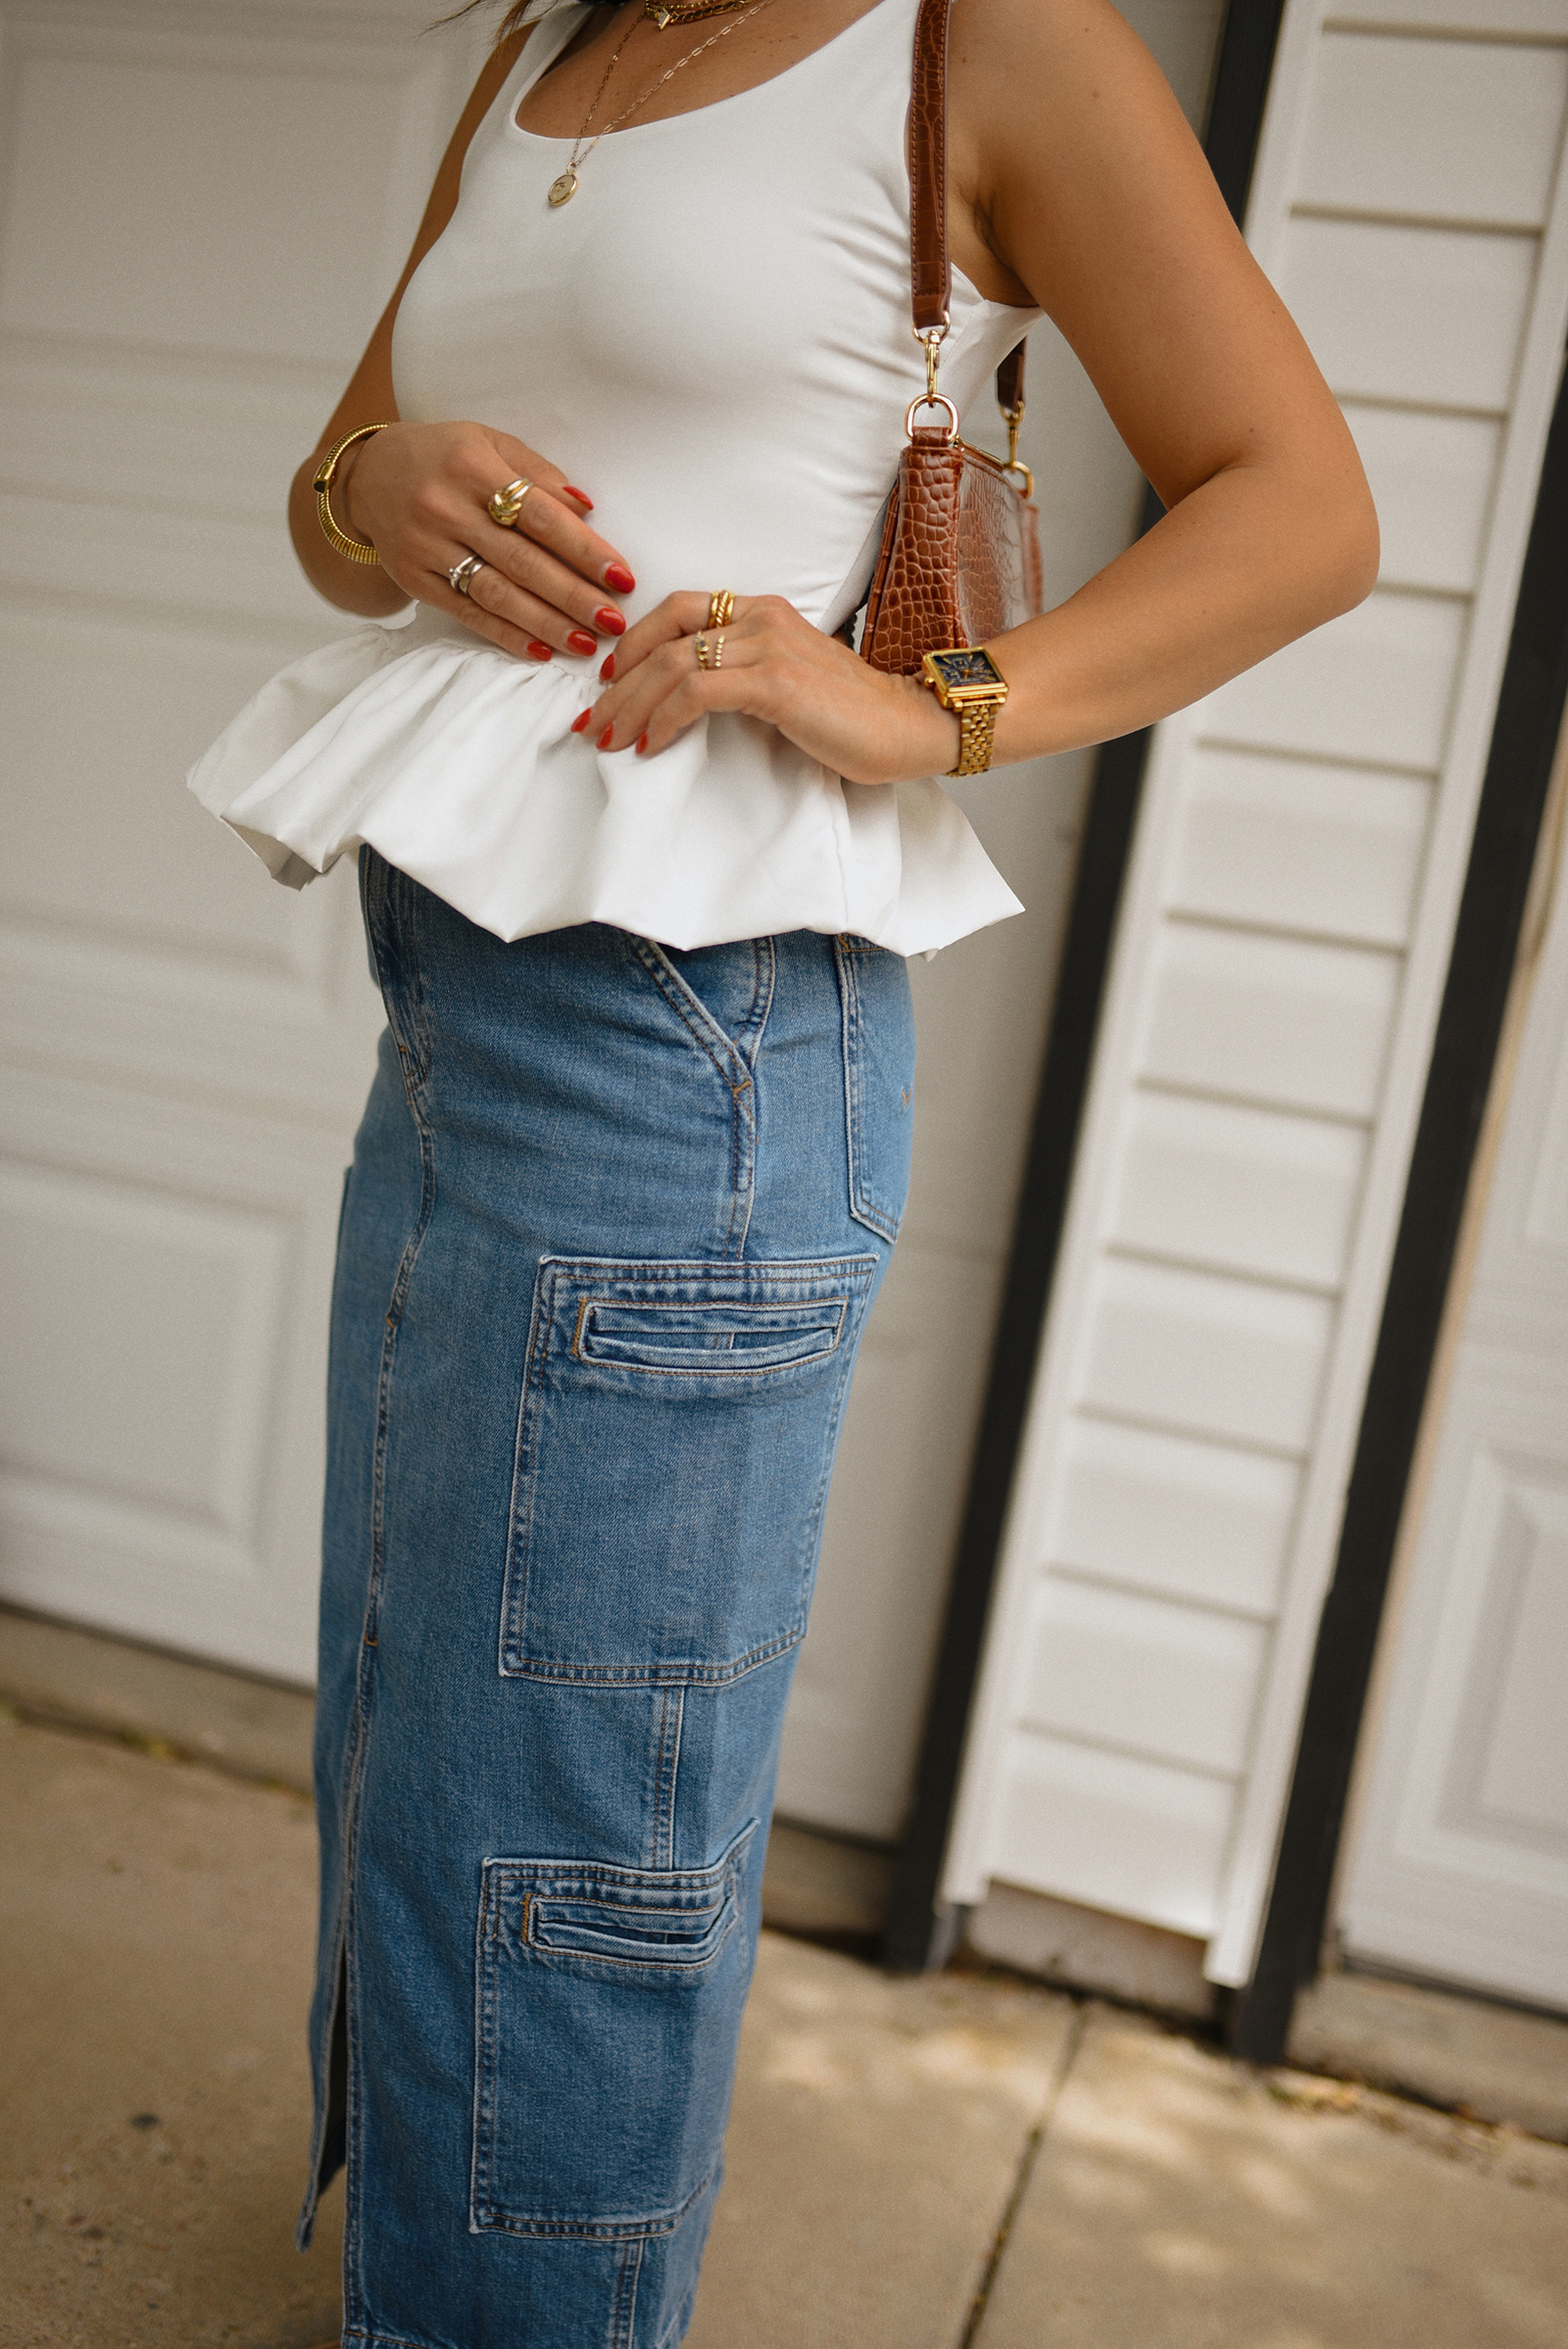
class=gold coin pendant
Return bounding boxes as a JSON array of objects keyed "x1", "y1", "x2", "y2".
[{"x1": 547, "y1": 169, "x2": 578, "y2": 207}]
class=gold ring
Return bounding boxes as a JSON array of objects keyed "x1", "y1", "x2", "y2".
[
  {"x1": 695, "y1": 631, "x2": 712, "y2": 670},
  {"x1": 488, "y1": 478, "x2": 532, "y2": 527},
  {"x1": 707, "y1": 589, "x2": 734, "y2": 629},
  {"x1": 711, "y1": 631, "x2": 725, "y2": 669}
]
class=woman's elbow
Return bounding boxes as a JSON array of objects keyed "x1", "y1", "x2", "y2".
[
  {"x1": 1322, "y1": 471, "x2": 1381, "y2": 618},
  {"x1": 1253, "y1": 407, "x2": 1382, "y2": 634},
  {"x1": 1292, "y1": 418, "x2": 1381, "y2": 625}
]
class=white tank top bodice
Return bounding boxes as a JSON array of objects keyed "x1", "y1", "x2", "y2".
[{"x1": 188, "y1": 0, "x2": 1041, "y2": 953}]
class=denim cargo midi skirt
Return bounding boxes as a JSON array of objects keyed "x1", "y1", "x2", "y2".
[{"x1": 300, "y1": 849, "x2": 914, "y2": 2349}]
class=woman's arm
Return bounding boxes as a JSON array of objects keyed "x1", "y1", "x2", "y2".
[
  {"x1": 287, "y1": 33, "x2": 525, "y2": 618},
  {"x1": 590, "y1": 0, "x2": 1377, "y2": 778},
  {"x1": 945, "y1": 0, "x2": 1379, "y2": 760},
  {"x1": 288, "y1": 25, "x2": 638, "y2": 661}
]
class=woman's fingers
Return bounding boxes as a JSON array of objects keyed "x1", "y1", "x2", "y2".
[
  {"x1": 430, "y1": 566, "x2": 561, "y2": 664},
  {"x1": 457, "y1": 561, "x2": 589, "y2": 659},
  {"x1": 599, "y1": 592, "x2": 712, "y2": 684},
  {"x1": 436, "y1": 425, "x2": 634, "y2": 593},
  {"x1": 466, "y1": 507, "x2": 630, "y2": 654},
  {"x1": 438, "y1": 464, "x2": 636, "y2": 655},
  {"x1": 586, "y1": 625, "x2": 757, "y2": 753},
  {"x1": 345, "y1": 421, "x2": 637, "y2": 656},
  {"x1": 487, "y1": 430, "x2": 596, "y2": 517},
  {"x1": 588, "y1": 595, "x2": 787, "y2": 748},
  {"x1": 480, "y1": 471, "x2": 635, "y2": 600}
]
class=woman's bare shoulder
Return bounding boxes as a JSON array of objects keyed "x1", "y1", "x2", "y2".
[
  {"x1": 949, "y1": 0, "x2": 1188, "y2": 153},
  {"x1": 947, "y1": 0, "x2": 1359, "y2": 525},
  {"x1": 302, "y1": 24, "x2": 532, "y2": 466},
  {"x1": 387, "y1": 28, "x2": 534, "y2": 312},
  {"x1": 948, "y1": 0, "x2": 1226, "y2": 307},
  {"x1": 447, "y1": 24, "x2": 534, "y2": 175}
]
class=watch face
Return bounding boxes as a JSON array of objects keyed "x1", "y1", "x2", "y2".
[{"x1": 929, "y1": 647, "x2": 1004, "y2": 691}]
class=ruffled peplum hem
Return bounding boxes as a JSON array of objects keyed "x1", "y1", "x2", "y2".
[{"x1": 186, "y1": 605, "x2": 1024, "y2": 956}]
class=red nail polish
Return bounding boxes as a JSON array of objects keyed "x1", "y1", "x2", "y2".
[
  {"x1": 568, "y1": 630, "x2": 598, "y2": 657},
  {"x1": 637, "y1": 732, "x2": 649, "y2": 755},
  {"x1": 604, "y1": 563, "x2": 636, "y2": 594},
  {"x1": 600, "y1": 655, "x2": 615, "y2": 682},
  {"x1": 595, "y1": 606, "x2": 627, "y2": 636},
  {"x1": 526, "y1": 641, "x2": 552, "y2": 661},
  {"x1": 598, "y1": 725, "x2": 614, "y2": 751},
  {"x1": 563, "y1": 485, "x2": 594, "y2": 508},
  {"x1": 570, "y1": 710, "x2": 592, "y2": 734}
]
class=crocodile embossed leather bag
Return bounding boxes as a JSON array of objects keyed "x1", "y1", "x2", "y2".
[{"x1": 859, "y1": 0, "x2": 1043, "y2": 676}]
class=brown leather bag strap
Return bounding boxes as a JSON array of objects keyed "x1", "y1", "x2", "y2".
[
  {"x1": 908, "y1": 0, "x2": 951, "y2": 333},
  {"x1": 907, "y1": 0, "x2": 1027, "y2": 419}
]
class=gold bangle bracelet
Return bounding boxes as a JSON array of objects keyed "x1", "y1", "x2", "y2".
[{"x1": 313, "y1": 421, "x2": 392, "y2": 566}]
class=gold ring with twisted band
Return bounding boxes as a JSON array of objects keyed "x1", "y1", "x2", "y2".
[
  {"x1": 487, "y1": 478, "x2": 532, "y2": 527},
  {"x1": 707, "y1": 589, "x2": 734, "y2": 628},
  {"x1": 694, "y1": 630, "x2": 712, "y2": 669}
]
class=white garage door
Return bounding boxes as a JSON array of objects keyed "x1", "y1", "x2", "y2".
[{"x1": 0, "y1": 0, "x2": 486, "y2": 1681}]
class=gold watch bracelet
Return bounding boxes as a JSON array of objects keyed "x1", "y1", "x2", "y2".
[
  {"x1": 313, "y1": 421, "x2": 393, "y2": 566},
  {"x1": 952, "y1": 698, "x2": 1001, "y2": 776}
]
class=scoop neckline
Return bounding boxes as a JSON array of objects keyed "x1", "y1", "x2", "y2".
[
  {"x1": 507, "y1": 0, "x2": 899, "y2": 146},
  {"x1": 503, "y1": 0, "x2": 1040, "y2": 324}
]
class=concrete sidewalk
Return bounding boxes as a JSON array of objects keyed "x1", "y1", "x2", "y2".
[{"x1": 3, "y1": 1711, "x2": 1565, "y2": 2349}]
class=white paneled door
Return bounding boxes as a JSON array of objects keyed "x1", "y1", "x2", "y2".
[
  {"x1": 1339, "y1": 731, "x2": 1568, "y2": 2013},
  {"x1": 940, "y1": 0, "x2": 1568, "y2": 1982},
  {"x1": 0, "y1": 0, "x2": 487, "y2": 1681}
]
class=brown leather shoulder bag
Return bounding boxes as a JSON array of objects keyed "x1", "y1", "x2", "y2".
[{"x1": 858, "y1": 0, "x2": 1043, "y2": 675}]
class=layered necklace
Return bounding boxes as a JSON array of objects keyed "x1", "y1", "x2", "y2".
[
  {"x1": 645, "y1": 0, "x2": 757, "y2": 21},
  {"x1": 546, "y1": 0, "x2": 773, "y2": 207}
]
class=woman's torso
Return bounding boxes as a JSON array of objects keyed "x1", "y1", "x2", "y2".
[
  {"x1": 190, "y1": 0, "x2": 1039, "y2": 954},
  {"x1": 391, "y1": 0, "x2": 1037, "y2": 637}
]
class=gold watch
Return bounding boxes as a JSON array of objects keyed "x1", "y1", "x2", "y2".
[{"x1": 920, "y1": 647, "x2": 1007, "y2": 776}]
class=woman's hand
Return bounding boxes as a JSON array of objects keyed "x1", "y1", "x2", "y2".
[
  {"x1": 332, "y1": 420, "x2": 637, "y2": 662},
  {"x1": 580, "y1": 594, "x2": 961, "y2": 784}
]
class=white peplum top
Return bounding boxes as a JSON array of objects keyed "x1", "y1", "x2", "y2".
[{"x1": 188, "y1": 0, "x2": 1042, "y2": 954}]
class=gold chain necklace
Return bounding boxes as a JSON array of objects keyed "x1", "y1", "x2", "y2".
[
  {"x1": 547, "y1": 0, "x2": 772, "y2": 206},
  {"x1": 645, "y1": 0, "x2": 755, "y2": 24}
]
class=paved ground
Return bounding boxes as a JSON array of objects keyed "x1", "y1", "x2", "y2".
[{"x1": 4, "y1": 1711, "x2": 1566, "y2": 2349}]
